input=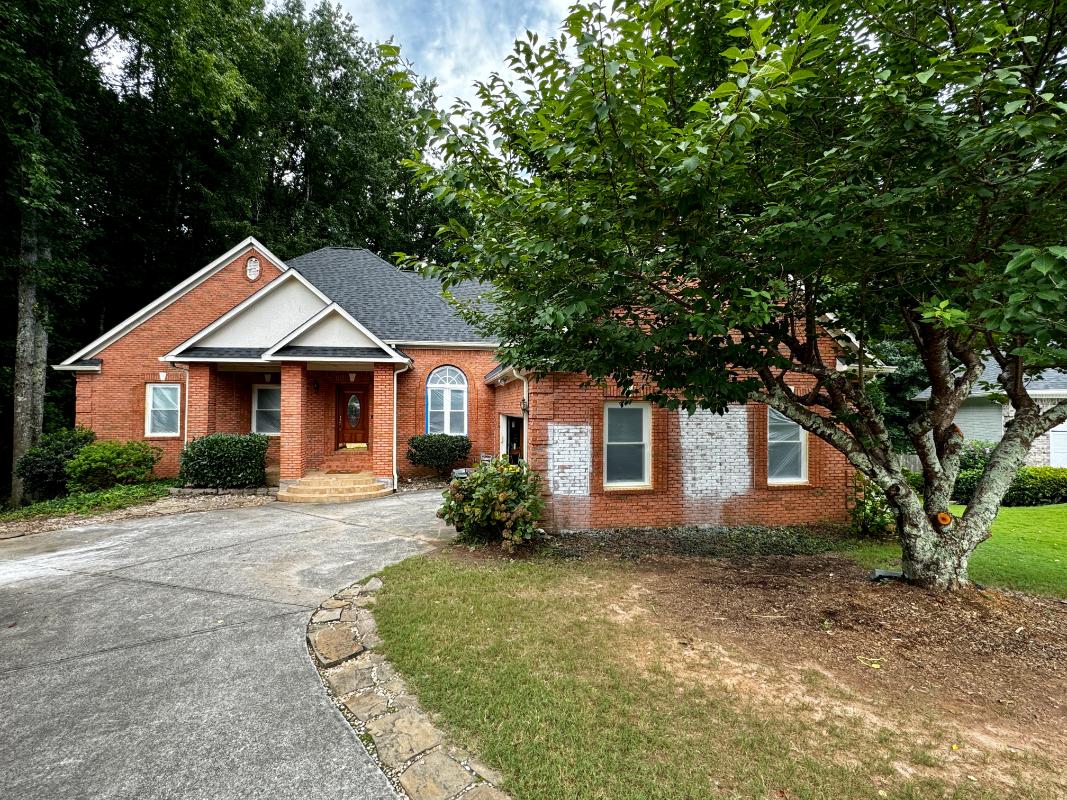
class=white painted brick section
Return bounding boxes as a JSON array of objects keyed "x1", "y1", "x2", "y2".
[
  {"x1": 678, "y1": 406, "x2": 751, "y2": 499},
  {"x1": 547, "y1": 423, "x2": 592, "y2": 496}
]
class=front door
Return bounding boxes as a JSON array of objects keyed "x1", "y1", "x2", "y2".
[
  {"x1": 337, "y1": 387, "x2": 368, "y2": 446},
  {"x1": 505, "y1": 415, "x2": 524, "y2": 464}
]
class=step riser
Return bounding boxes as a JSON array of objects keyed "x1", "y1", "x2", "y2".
[
  {"x1": 285, "y1": 486, "x2": 384, "y2": 496},
  {"x1": 277, "y1": 489, "x2": 391, "y2": 504}
]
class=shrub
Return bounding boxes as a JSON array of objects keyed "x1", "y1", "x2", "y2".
[
  {"x1": 15, "y1": 427, "x2": 96, "y2": 500},
  {"x1": 406, "y1": 433, "x2": 472, "y2": 477},
  {"x1": 1003, "y1": 467, "x2": 1067, "y2": 507},
  {"x1": 846, "y1": 475, "x2": 896, "y2": 538},
  {"x1": 902, "y1": 469, "x2": 924, "y2": 496},
  {"x1": 179, "y1": 433, "x2": 270, "y2": 488},
  {"x1": 438, "y1": 458, "x2": 545, "y2": 549},
  {"x1": 953, "y1": 466, "x2": 1067, "y2": 506},
  {"x1": 959, "y1": 440, "x2": 997, "y2": 472},
  {"x1": 952, "y1": 468, "x2": 983, "y2": 504},
  {"x1": 66, "y1": 441, "x2": 161, "y2": 493}
]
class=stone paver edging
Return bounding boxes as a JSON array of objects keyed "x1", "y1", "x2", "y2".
[{"x1": 308, "y1": 579, "x2": 510, "y2": 800}]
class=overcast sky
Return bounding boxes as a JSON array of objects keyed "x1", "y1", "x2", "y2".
[{"x1": 340, "y1": 0, "x2": 571, "y2": 108}]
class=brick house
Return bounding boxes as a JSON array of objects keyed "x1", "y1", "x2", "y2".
[{"x1": 55, "y1": 238, "x2": 853, "y2": 528}]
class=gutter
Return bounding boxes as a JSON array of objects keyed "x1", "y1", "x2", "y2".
[{"x1": 392, "y1": 360, "x2": 412, "y2": 491}]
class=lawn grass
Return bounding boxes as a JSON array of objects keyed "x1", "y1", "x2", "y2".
[
  {"x1": 844, "y1": 504, "x2": 1067, "y2": 598},
  {"x1": 375, "y1": 555, "x2": 1040, "y2": 800},
  {"x1": 0, "y1": 481, "x2": 175, "y2": 523}
]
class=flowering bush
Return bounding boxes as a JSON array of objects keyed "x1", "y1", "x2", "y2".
[
  {"x1": 438, "y1": 458, "x2": 544, "y2": 548},
  {"x1": 958, "y1": 440, "x2": 997, "y2": 472}
]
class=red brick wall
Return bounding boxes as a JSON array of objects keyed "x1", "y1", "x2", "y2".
[
  {"x1": 74, "y1": 246, "x2": 283, "y2": 475},
  {"x1": 524, "y1": 370, "x2": 853, "y2": 531},
  {"x1": 395, "y1": 349, "x2": 501, "y2": 478}
]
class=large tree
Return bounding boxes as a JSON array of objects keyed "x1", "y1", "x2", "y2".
[
  {"x1": 401, "y1": 0, "x2": 1067, "y2": 588},
  {"x1": 1, "y1": 0, "x2": 451, "y2": 501}
]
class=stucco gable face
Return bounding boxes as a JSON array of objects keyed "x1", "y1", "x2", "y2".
[{"x1": 192, "y1": 275, "x2": 328, "y2": 350}]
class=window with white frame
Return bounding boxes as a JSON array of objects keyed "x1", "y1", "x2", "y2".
[
  {"x1": 145, "y1": 384, "x2": 180, "y2": 437},
  {"x1": 767, "y1": 409, "x2": 807, "y2": 483},
  {"x1": 253, "y1": 386, "x2": 282, "y2": 435},
  {"x1": 604, "y1": 402, "x2": 651, "y2": 487},
  {"x1": 426, "y1": 366, "x2": 468, "y2": 435}
]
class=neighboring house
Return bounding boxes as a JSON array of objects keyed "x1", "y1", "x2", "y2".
[
  {"x1": 55, "y1": 238, "x2": 853, "y2": 528},
  {"x1": 914, "y1": 361, "x2": 1067, "y2": 467}
]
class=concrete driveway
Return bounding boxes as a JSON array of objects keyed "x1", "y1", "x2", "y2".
[{"x1": 0, "y1": 490, "x2": 449, "y2": 800}]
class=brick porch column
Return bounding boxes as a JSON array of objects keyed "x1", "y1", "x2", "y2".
[
  {"x1": 280, "y1": 362, "x2": 309, "y2": 480},
  {"x1": 372, "y1": 363, "x2": 395, "y2": 479},
  {"x1": 186, "y1": 363, "x2": 217, "y2": 440}
]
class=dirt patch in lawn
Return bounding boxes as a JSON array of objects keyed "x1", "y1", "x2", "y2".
[{"x1": 450, "y1": 528, "x2": 1067, "y2": 792}]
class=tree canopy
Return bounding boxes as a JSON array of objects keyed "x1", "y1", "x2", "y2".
[
  {"x1": 402, "y1": 0, "x2": 1067, "y2": 588},
  {"x1": 0, "y1": 0, "x2": 451, "y2": 497}
]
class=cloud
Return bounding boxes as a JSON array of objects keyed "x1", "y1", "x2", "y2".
[{"x1": 339, "y1": 0, "x2": 571, "y2": 108}]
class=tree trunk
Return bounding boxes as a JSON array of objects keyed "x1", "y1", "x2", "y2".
[{"x1": 11, "y1": 209, "x2": 49, "y2": 506}]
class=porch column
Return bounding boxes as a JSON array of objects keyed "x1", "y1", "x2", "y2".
[
  {"x1": 280, "y1": 362, "x2": 308, "y2": 480},
  {"x1": 186, "y1": 363, "x2": 217, "y2": 440},
  {"x1": 372, "y1": 363, "x2": 395, "y2": 478}
]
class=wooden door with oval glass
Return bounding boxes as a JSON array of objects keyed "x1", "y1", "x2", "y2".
[{"x1": 336, "y1": 387, "x2": 369, "y2": 447}]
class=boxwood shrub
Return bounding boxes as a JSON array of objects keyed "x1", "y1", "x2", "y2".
[
  {"x1": 179, "y1": 433, "x2": 270, "y2": 488},
  {"x1": 953, "y1": 466, "x2": 1067, "y2": 506},
  {"x1": 66, "y1": 440, "x2": 161, "y2": 493},
  {"x1": 15, "y1": 427, "x2": 96, "y2": 500},
  {"x1": 406, "y1": 433, "x2": 472, "y2": 477}
]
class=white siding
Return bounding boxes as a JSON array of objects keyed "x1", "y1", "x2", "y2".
[{"x1": 955, "y1": 398, "x2": 1004, "y2": 442}]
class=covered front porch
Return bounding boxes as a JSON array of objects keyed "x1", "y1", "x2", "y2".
[{"x1": 184, "y1": 360, "x2": 402, "y2": 485}]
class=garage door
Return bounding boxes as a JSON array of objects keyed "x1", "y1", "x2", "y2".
[{"x1": 1052, "y1": 423, "x2": 1067, "y2": 467}]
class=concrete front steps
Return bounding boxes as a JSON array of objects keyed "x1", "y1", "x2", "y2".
[{"x1": 276, "y1": 471, "x2": 392, "y2": 504}]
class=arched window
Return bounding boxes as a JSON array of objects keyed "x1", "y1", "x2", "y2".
[{"x1": 426, "y1": 366, "x2": 468, "y2": 435}]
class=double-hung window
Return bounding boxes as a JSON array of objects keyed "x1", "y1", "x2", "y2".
[
  {"x1": 253, "y1": 386, "x2": 282, "y2": 435},
  {"x1": 145, "y1": 384, "x2": 180, "y2": 437},
  {"x1": 604, "y1": 402, "x2": 651, "y2": 487},
  {"x1": 767, "y1": 409, "x2": 807, "y2": 484},
  {"x1": 426, "y1": 366, "x2": 468, "y2": 435}
]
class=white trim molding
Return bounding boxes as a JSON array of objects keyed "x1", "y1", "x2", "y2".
[
  {"x1": 262, "y1": 303, "x2": 408, "y2": 363},
  {"x1": 767, "y1": 408, "x2": 809, "y2": 485},
  {"x1": 603, "y1": 401, "x2": 652, "y2": 489},
  {"x1": 162, "y1": 268, "x2": 330, "y2": 361},
  {"x1": 251, "y1": 384, "x2": 282, "y2": 436},
  {"x1": 59, "y1": 237, "x2": 286, "y2": 367},
  {"x1": 145, "y1": 383, "x2": 182, "y2": 438}
]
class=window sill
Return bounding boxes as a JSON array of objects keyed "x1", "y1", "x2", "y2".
[
  {"x1": 144, "y1": 434, "x2": 181, "y2": 439},
  {"x1": 766, "y1": 480, "x2": 812, "y2": 490},
  {"x1": 603, "y1": 483, "x2": 654, "y2": 493}
]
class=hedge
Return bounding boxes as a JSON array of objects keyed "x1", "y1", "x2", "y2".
[
  {"x1": 953, "y1": 466, "x2": 1067, "y2": 506},
  {"x1": 66, "y1": 441, "x2": 161, "y2": 493},
  {"x1": 406, "y1": 434, "x2": 472, "y2": 477},
  {"x1": 179, "y1": 433, "x2": 270, "y2": 488}
]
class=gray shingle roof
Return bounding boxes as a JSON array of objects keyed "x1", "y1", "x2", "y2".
[
  {"x1": 285, "y1": 247, "x2": 495, "y2": 345},
  {"x1": 180, "y1": 347, "x2": 265, "y2": 359},
  {"x1": 73, "y1": 358, "x2": 102, "y2": 367},
  {"x1": 914, "y1": 360, "x2": 1067, "y2": 399},
  {"x1": 272, "y1": 346, "x2": 391, "y2": 359}
]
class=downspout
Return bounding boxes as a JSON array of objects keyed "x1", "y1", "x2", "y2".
[
  {"x1": 175, "y1": 363, "x2": 190, "y2": 448},
  {"x1": 519, "y1": 371, "x2": 530, "y2": 462},
  {"x1": 392, "y1": 360, "x2": 412, "y2": 491}
]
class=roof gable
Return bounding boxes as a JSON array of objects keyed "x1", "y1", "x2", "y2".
[
  {"x1": 165, "y1": 270, "x2": 329, "y2": 360},
  {"x1": 59, "y1": 237, "x2": 285, "y2": 367},
  {"x1": 263, "y1": 303, "x2": 407, "y2": 363}
]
